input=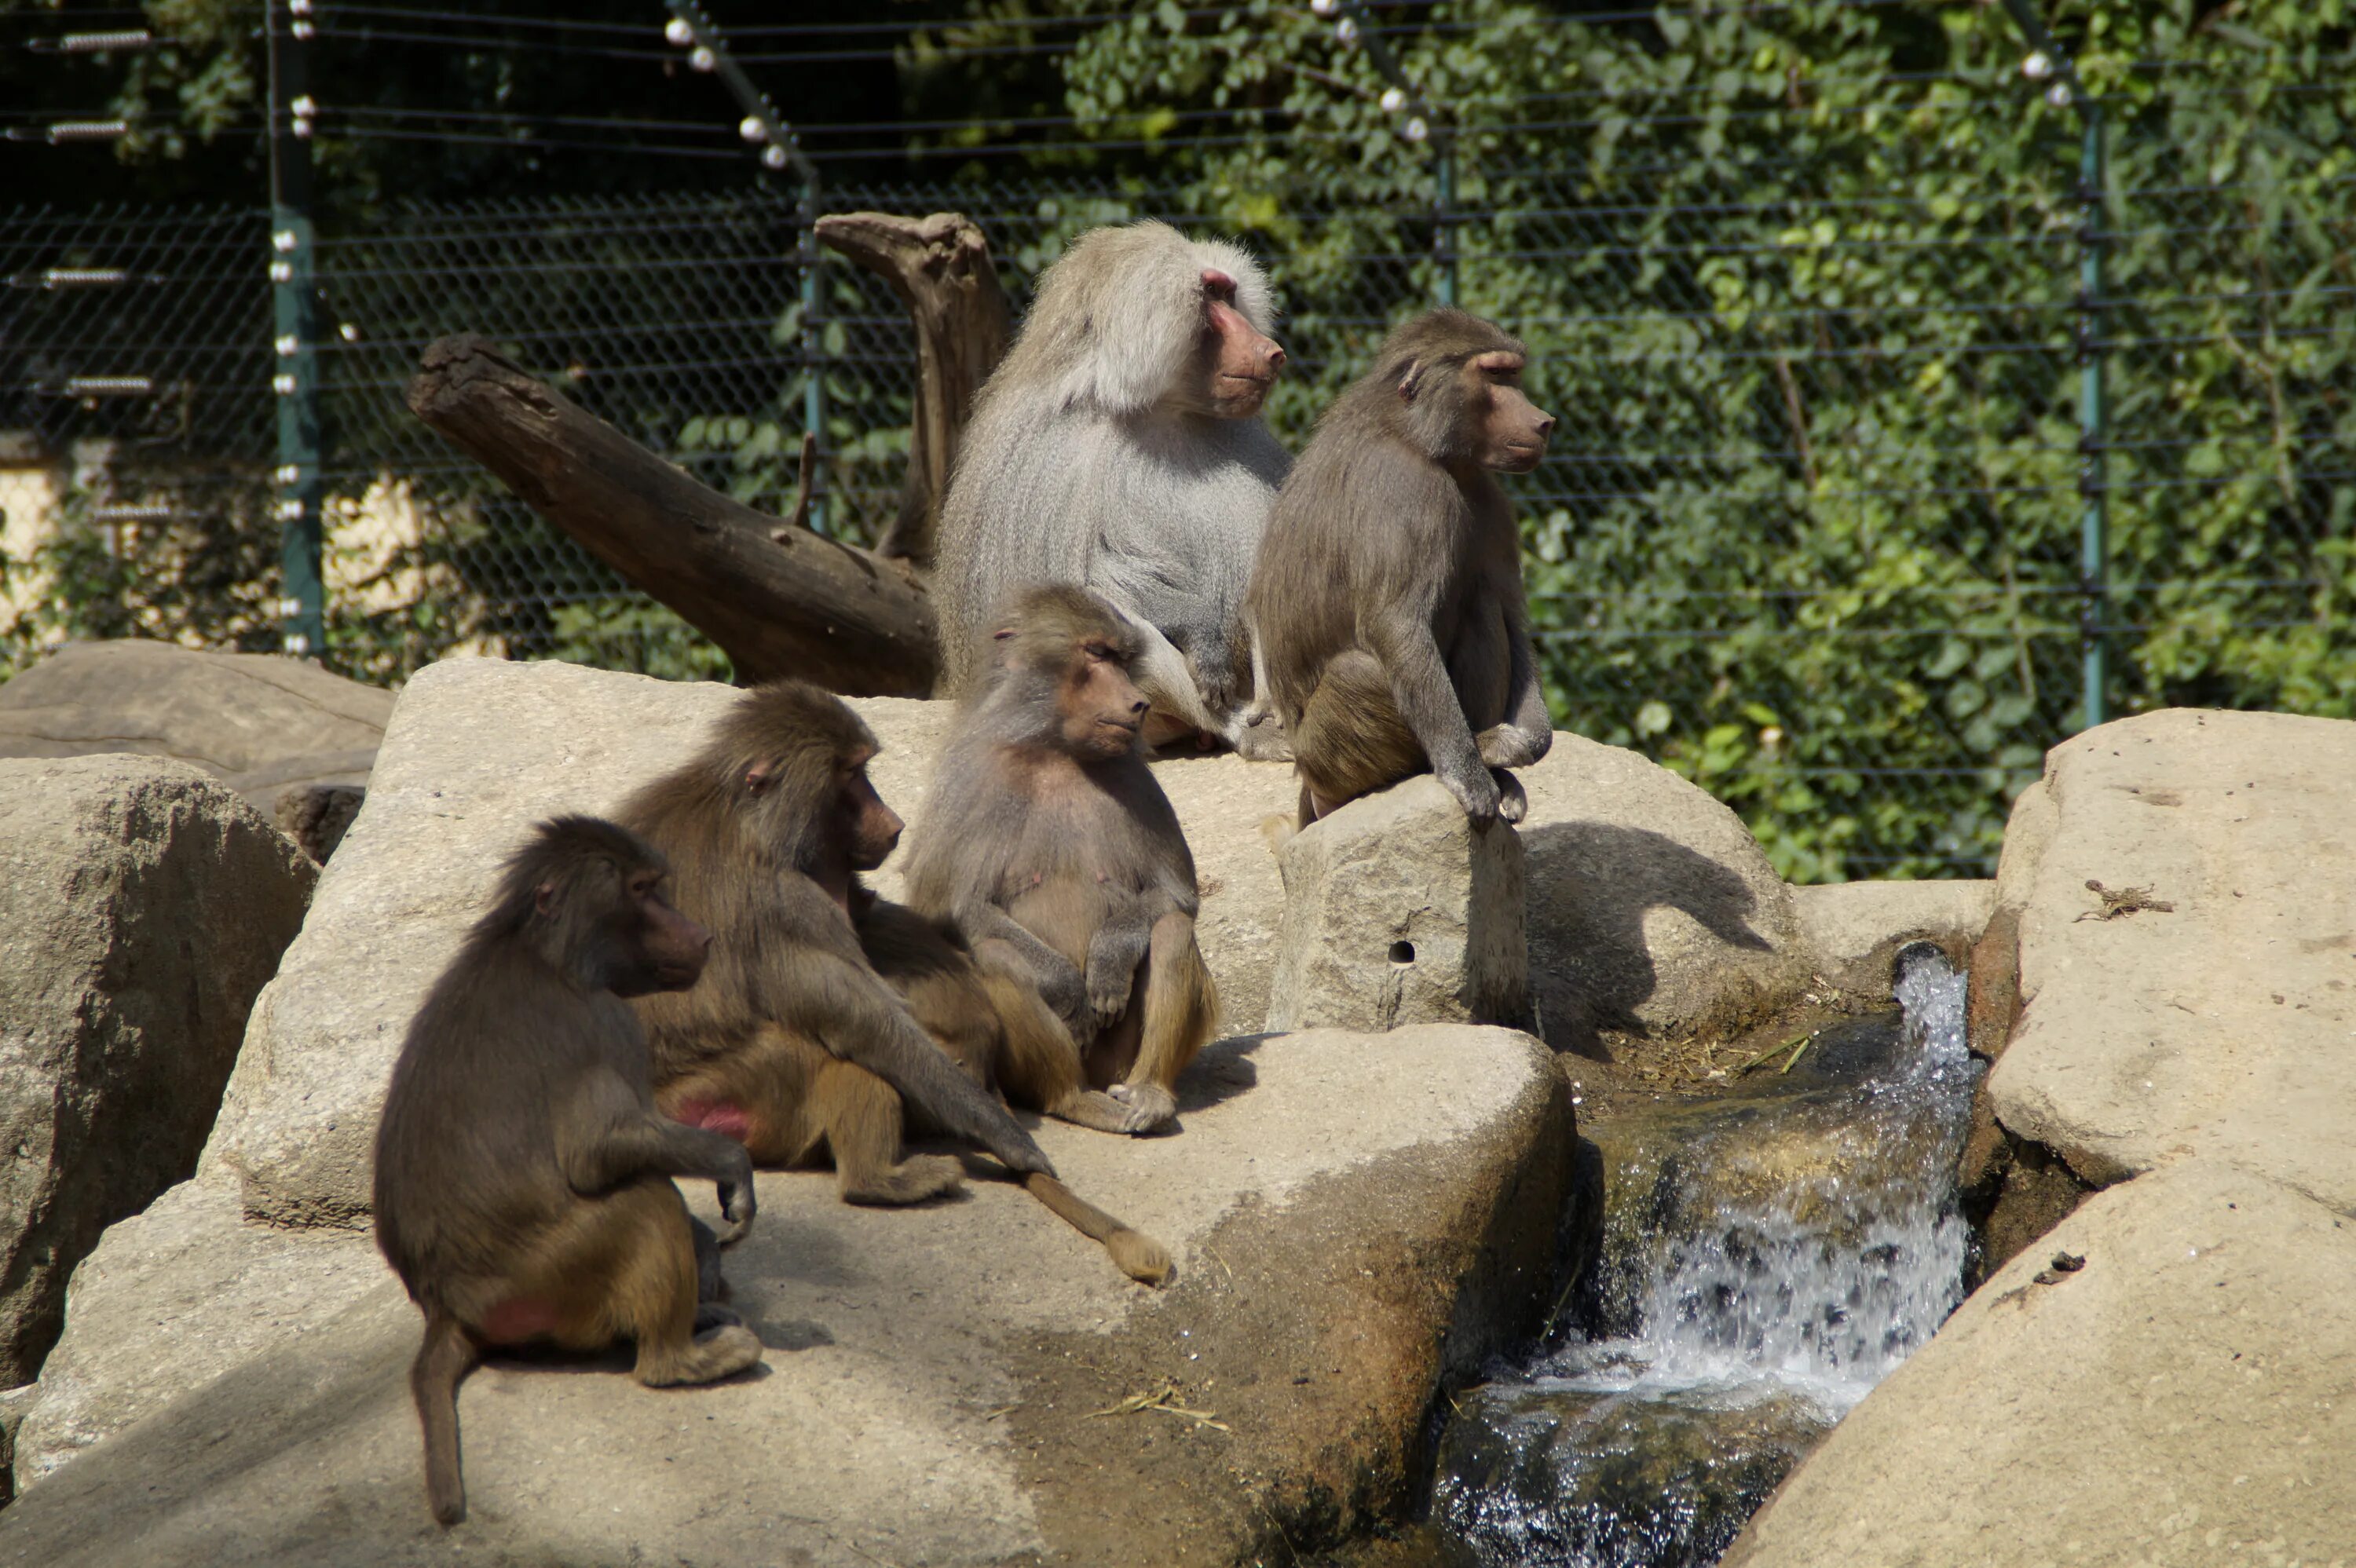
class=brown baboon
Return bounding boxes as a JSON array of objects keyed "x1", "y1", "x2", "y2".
[
  {"x1": 934, "y1": 220, "x2": 1293, "y2": 756},
  {"x1": 857, "y1": 894, "x2": 1173, "y2": 1285},
  {"x1": 619, "y1": 682, "x2": 1053, "y2": 1207},
  {"x1": 902, "y1": 585, "x2": 1219, "y2": 1135},
  {"x1": 1246, "y1": 308, "x2": 1558, "y2": 828},
  {"x1": 373, "y1": 816, "x2": 760, "y2": 1528}
]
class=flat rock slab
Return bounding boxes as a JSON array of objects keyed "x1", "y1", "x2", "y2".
[
  {"x1": 1722, "y1": 1158, "x2": 2356, "y2": 1567},
  {"x1": 1, "y1": 1024, "x2": 1569, "y2": 1566},
  {"x1": 1986, "y1": 709, "x2": 2356, "y2": 1205},
  {"x1": 0, "y1": 640, "x2": 394, "y2": 805}
]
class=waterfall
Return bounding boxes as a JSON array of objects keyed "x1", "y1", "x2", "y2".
[{"x1": 1432, "y1": 945, "x2": 1977, "y2": 1568}]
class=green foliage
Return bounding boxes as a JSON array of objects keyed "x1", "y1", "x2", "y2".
[{"x1": 1014, "y1": 0, "x2": 2356, "y2": 877}]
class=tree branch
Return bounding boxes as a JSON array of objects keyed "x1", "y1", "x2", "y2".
[
  {"x1": 406, "y1": 334, "x2": 938, "y2": 696},
  {"x1": 816, "y1": 211, "x2": 1012, "y2": 568}
]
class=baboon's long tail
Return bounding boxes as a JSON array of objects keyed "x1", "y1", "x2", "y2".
[
  {"x1": 1023, "y1": 1172, "x2": 1173, "y2": 1285},
  {"x1": 411, "y1": 1307, "x2": 481, "y2": 1527}
]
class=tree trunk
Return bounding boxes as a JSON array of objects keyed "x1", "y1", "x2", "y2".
[
  {"x1": 815, "y1": 211, "x2": 1012, "y2": 568},
  {"x1": 406, "y1": 334, "x2": 938, "y2": 696}
]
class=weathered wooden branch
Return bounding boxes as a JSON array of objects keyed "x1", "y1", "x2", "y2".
[
  {"x1": 407, "y1": 334, "x2": 938, "y2": 696},
  {"x1": 816, "y1": 210, "x2": 1012, "y2": 568}
]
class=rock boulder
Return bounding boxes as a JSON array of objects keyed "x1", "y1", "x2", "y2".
[
  {"x1": 1983, "y1": 709, "x2": 2356, "y2": 1208},
  {"x1": 1266, "y1": 777, "x2": 1527, "y2": 1033},
  {"x1": 1516, "y1": 736, "x2": 1808, "y2": 1054},
  {"x1": 4, "y1": 1023, "x2": 1570, "y2": 1563},
  {"x1": 0, "y1": 640, "x2": 393, "y2": 807},
  {"x1": 0, "y1": 756, "x2": 315, "y2": 1387},
  {"x1": 1722, "y1": 1159, "x2": 2356, "y2": 1567}
]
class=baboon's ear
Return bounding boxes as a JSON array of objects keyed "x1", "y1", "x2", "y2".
[
  {"x1": 1396, "y1": 358, "x2": 1427, "y2": 404},
  {"x1": 744, "y1": 760, "x2": 776, "y2": 795},
  {"x1": 533, "y1": 879, "x2": 559, "y2": 916}
]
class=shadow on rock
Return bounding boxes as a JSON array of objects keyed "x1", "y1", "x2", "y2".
[{"x1": 1524, "y1": 821, "x2": 1781, "y2": 1062}]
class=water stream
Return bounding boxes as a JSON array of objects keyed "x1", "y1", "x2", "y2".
[{"x1": 1428, "y1": 946, "x2": 1977, "y2": 1568}]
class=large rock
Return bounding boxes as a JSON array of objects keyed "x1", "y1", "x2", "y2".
[
  {"x1": 3, "y1": 1024, "x2": 1571, "y2": 1564},
  {"x1": 1983, "y1": 710, "x2": 2356, "y2": 1208},
  {"x1": 0, "y1": 757, "x2": 315, "y2": 1387},
  {"x1": 1266, "y1": 777, "x2": 1527, "y2": 1033},
  {"x1": 1721, "y1": 1159, "x2": 2356, "y2": 1567},
  {"x1": 0, "y1": 640, "x2": 394, "y2": 806},
  {"x1": 1516, "y1": 736, "x2": 1808, "y2": 1054}
]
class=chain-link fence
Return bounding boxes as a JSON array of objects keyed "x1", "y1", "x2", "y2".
[{"x1": 3, "y1": 64, "x2": 2349, "y2": 879}]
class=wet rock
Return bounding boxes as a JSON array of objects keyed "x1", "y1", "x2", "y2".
[
  {"x1": 1722, "y1": 1160, "x2": 2356, "y2": 1567},
  {"x1": 1516, "y1": 738, "x2": 1807, "y2": 1055},
  {"x1": 1434, "y1": 1378, "x2": 1831, "y2": 1568},
  {"x1": 0, "y1": 641, "x2": 392, "y2": 809},
  {"x1": 1575, "y1": 1013, "x2": 1962, "y2": 1340},
  {"x1": 0, "y1": 757, "x2": 314, "y2": 1387},
  {"x1": 1266, "y1": 776, "x2": 1528, "y2": 1033},
  {"x1": 0, "y1": 1026, "x2": 1571, "y2": 1564},
  {"x1": 1982, "y1": 709, "x2": 2356, "y2": 1208}
]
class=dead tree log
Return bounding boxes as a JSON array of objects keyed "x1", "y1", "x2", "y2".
[
  {"x1": 816, "y1": 211, "x2": 1012, "y2": 568},
  {"x1": 407, "y1": 333, "x2": 938, "y2": 696}
]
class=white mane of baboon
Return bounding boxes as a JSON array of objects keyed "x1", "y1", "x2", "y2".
[
  {"x1": 934, "y1": 220, "x2": 1291, "y2": 731},
  {"x1": 1001, "y1": 221, "x2": 1278, "y2": 418}
]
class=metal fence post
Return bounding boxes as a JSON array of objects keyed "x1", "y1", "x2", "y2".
[
  {"x1": 1999, "y1": 0, "x2": 2109, "y2": 733},
  {"x1": 800, "y1": 174, "x2": 827, "y2": 538},
  {"x1": 2076, "y1": 99, "x2": 2109, "y2": 732},
  {"x1": 1435, "y1": 130, "x2": 1459, "y2": 308},
  {"x1": 266, "y1": 0, "x2": 324, "y2": 658}
]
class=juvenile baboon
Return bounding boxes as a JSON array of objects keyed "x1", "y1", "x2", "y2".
[
  {"x1": 934, "y1": 220, "x2": 1293, "y2": 755},
  {"x1": 620, "y1": 682, "x2": 1053, "y2": 1205},
  {"x1": 1246, "y1": 308, "x2": 1557, "y2": 828},
  {"x1": 373, "y1": 816, "x2": 760, "y2": 1528},
  {"x1": 903, "y1": 585, "x2": 1218, "y2": 1134},
  {"x1": 858, "y1": 894, "x2": 1173, "y2": 1285}
]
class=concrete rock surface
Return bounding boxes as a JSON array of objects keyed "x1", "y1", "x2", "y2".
[
  {"x1": 1721, "y1": 1159, "x2": 2356, "y2": 1568},
  {"x1": 2, "y1": 1025, "x2": 1571, "y2": 1566},
  {"x1": 1984, "y1": 709, "x2": 2356, "y2": 1208},
  {"x1": 1266, "y1": 777, "x2": 1527, "y2": 1033},
  {"x1": 1516, "y1": 735, "x2": 1807, "y2": 1053},
  {"x1": 0, "y1": 640, "x2": 393, "y2": 806},
  {"x1": 0, "y1": 756, "x2": 314, "y2": 1387}
]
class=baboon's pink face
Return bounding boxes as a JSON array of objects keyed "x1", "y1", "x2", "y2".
[
  {"x1": 1470, "y1": 352, "x2": 1555, "y2": 473},
  {"x1": 1187, "y1": 269, "x2": 1286, "y2": 419}
]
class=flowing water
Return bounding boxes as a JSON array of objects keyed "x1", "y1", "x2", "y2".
[{"x1": 1428, "y1": 946, "x2": 1977, "y2": 1568}]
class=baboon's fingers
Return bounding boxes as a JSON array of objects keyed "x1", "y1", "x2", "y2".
[
  {"x1": 1107, "y1": 1080, "x2": 1178, "y2": 1132},
  {"x1": 1048, "y1": 1088, "x2": 1148, "y2": 1135}
]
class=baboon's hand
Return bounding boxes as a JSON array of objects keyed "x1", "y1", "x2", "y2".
[
  {"x1": 1476, "y1": 723, "x2": 1547, "y2": 769},
  {"x1": 713, "y1": 1177, "x2": 756, "y2": 1246},
  {"x1": 1442, "y1": 762, "x2": 1502, "y2": 830},
  {"x1": 1085, "y1": 951, "x2": 1136, "y2": 1029},
  {"x1": 1108, "y1": 1080, "x2": 1179, "y2": 1132}
]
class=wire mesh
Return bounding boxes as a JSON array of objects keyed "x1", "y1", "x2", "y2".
[{"x1": 1, "y1": 66, "x2": 2348, "y2": 880}]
